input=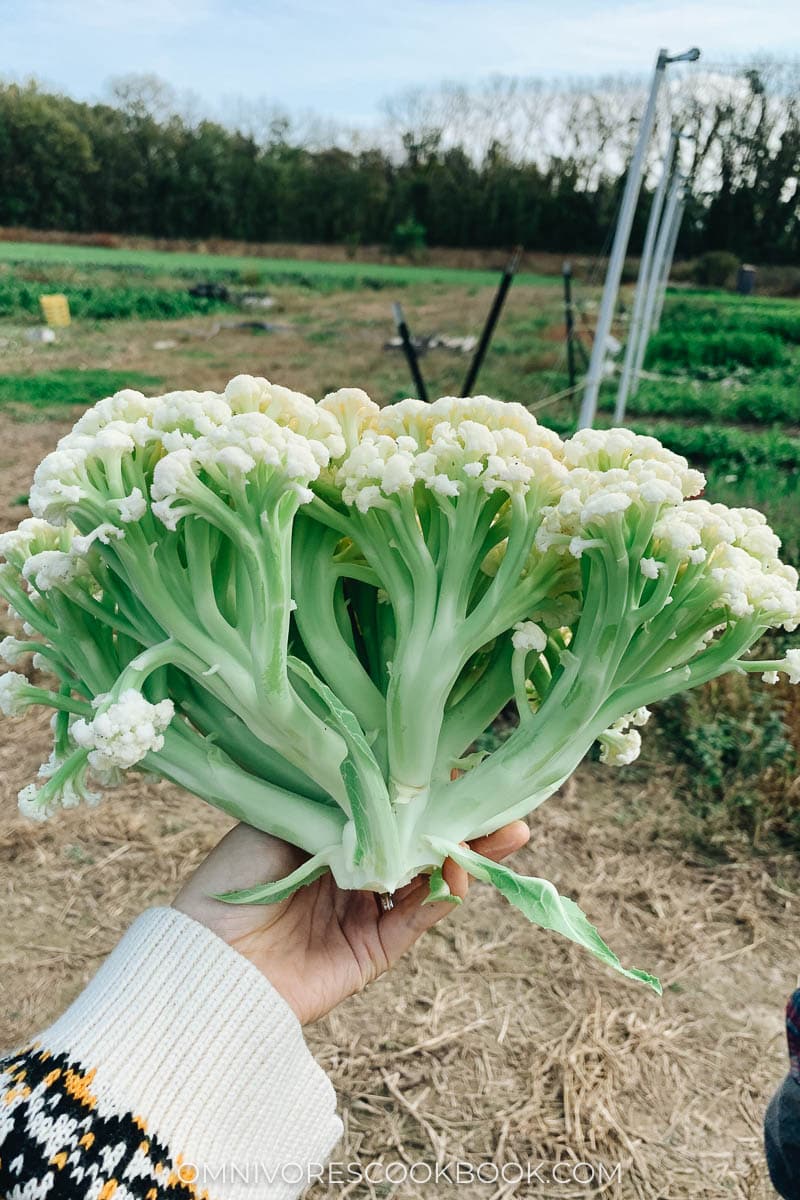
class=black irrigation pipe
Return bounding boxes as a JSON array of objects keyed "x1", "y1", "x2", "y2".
[
  {"x1": 461, "y1": 246, "x2": 522, "y2": 397},
  {"x1": 392, "y1": 301, "x2": 428, "y2": 403}
]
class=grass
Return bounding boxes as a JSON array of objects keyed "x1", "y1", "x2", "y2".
[
  {"x1": 0, "y1": 275, "x2": 235, "y2": 323},
  {"x1": 657, "y1": 673, "x2": 800, "y2": 852},
  {"x1": 0, "y1": 369, "x2": 163, "y2": 409},
  {"x1": 0, "y1": 240, "x2": 556, "y2": 290}
]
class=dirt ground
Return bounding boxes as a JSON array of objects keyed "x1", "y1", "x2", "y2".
[{"x1": 1, "y1": 354, "x2": 798, "y2": 1199}]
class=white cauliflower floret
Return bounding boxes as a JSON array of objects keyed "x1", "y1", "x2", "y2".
[
  {"x1": 22, "y1": 550, "x2": 89, "y2": 592},
  {"x1": 335, "y1": 395, "x2": 567, "y2": 511},
  {"x1": 0, "y1": 671, "x2": 31, "y2": 716},
  {"x1": 72, "y1": 690, "x2": 175, "y2": 770},
  {"x1": 597, "y1": 708, "x2": 650, "y2": 766},
  {"x1": 639, "y1": 557, "x2": 665, "y2": 580},
  {"x1": 151, "y1": 411, "x2": 327, "y2": 528},
  {"x1": 29, "y1": 448, "x2": 90, "y2": 523},
  {"x1": 16, "y1": 745, "x2": 104, "y2": 822},
  {"x1": 109, "y1": 488, "x2": 147, "y2": 523},
  {"x1": 71, "y1": 389, "x2": 157, "y2": 437},
  {"x1": 599, "y1": 726, "x2": 642, "y2": 766},
  {"x1": 512, "y1": 621, "x2": 548, "y2": 654},
  {"x1": 783, "y1": 648, "x2": 800, "y2": 684},
  {"x1": 0, "y1": 636, "x2": 27, "y2": 665},
  {"x1": 0, "y1": 518, "x2": 70, "y2": 565}
]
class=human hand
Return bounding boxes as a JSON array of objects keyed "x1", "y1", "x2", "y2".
[{"x1": 173, "y1": 821, "x2": 530, "y2": 1025}]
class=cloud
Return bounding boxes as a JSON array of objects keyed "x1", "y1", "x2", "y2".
[
  {"x1": 1, "y1": 0, "x2": 797, "y2": 121},
  {"x1": 552, "y1": 0, "x2": 799, "y2": 70}
]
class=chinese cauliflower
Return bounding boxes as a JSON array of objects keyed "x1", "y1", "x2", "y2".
[{"x1": 2, "y1": 377, "x2": 799, "y2": 992}]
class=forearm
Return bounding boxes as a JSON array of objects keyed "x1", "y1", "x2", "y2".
[{"x1": 0, "y1": 908, "x2": 343, "y2": 1200}]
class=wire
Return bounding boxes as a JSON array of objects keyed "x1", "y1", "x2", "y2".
[{"x1": 524, "y1": 380, "x2": 585, "y2": 414}]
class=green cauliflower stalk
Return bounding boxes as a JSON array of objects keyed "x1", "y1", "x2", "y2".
[{"x1": 2, "y1": 376, "x2": 799, "y2": 995}]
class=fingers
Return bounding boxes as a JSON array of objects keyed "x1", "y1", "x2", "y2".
[
  {"x1": 377, "y1": 819, "x2": 530, "y2": 965},
  {"x1": 377, "y1": 877, "x2": 456, "y2": 963},
  {"x1": 441, "y1": 853, "x2": 469, "y2": 901},
  {"x1": 468, "y1": 819, "x2": 530, "y2": 863}
]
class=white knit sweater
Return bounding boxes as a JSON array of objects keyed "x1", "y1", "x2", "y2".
[{"x1": 0, "y1": 907, "x2": 343, "y2": 1200}]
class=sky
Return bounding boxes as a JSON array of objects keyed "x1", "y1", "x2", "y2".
[{"x1": 2, "y1": 0, "x2": 798, "y2": 125}]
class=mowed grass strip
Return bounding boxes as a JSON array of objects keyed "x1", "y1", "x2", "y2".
[
  {"x1": 0, "y1": 240, "x2": 556, "y2": 289},
  {"x1": 0, "y1": 369, "x2": 163, "y2": 409}
]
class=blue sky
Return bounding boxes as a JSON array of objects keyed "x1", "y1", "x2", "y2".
[{"x1": 2, "y1": 0, "x2": 798, "y2": 124}]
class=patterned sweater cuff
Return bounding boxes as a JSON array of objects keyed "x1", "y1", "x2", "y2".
[{"x1": 35, "y1": 906, "x2": 343, "y2": 1199}]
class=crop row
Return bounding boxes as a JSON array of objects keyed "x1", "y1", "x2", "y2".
[
  {"x1": 599, "y1": 379, "x2": 800, "y2": 426},
  {"x1": 645, "y1": 330, "x2": 788, "y2": 373},
  {"x1": 661, "y1": 298, "x2": 800, "y2": 345}
]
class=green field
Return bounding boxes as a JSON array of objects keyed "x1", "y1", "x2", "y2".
[
  {"x1": 0, "y1": 369, "x2": 164, "y2": 410},
  {"x1": 0, "y1": 244, "x2": 797, "y2": 564},
  {"x1": 0, "y1": 240, "x2": 555, "y2": 289}
]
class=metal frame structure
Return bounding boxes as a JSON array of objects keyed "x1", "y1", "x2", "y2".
[
  {"x1": 628, "y1": 170, "x2": 686, "y2": 397},
  {"x1": 578, "y1": 46, "x2": 700, "y2": 429},
  {"x1": 614, "y1": 128, "x2": 679, "y2": 422}
]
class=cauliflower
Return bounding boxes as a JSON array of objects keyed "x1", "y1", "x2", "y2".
[{"x1": 2, "y1": 377, "x2": 799, "y2": 994}]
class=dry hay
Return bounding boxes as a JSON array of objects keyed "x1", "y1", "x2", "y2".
[
  {"x1": 0, "y1": 408, "x2": 797, "y2": 1200},
  {"x1": 1, "y1": 705, "x2": 796, "y2": 1198}
]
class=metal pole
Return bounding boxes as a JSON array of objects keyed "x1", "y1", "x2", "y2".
[
  {"x1": 630, "y1": 172, "x2": 685, "y2": 396},
  {"x1": 614, "y1": 128, "x2": 679, "y2": 423},
  {"x1": 652, "y1": 191, "x2": 686, "y2": 333},
  {"x1": 461, "y1": 246, "x2": 522, "y2": 396},
  {"x1": 392, "y1": 302, "x2": 428, "y2": 403},
  {"x1": 577, "y1": 48, "x2": 669, "y2": 429},
  {"x1": 563, "y1": 261, "x2": 577, "y2": 392}
]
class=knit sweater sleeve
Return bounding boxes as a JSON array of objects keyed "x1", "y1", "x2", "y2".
[{"x1": 0, "y1": 907, "x2": 344, "y2": 1200}]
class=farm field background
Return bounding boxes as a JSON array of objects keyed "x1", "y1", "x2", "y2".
[
  {"x1": 1, "y1": 239, "x2": 798, "y2": 561},
  {"x1": 1, "y1": 241, "x2": 799, "y2": 1198},
  {"x1": 0, "y1": 237, "x2": 558, "y2": 290}
]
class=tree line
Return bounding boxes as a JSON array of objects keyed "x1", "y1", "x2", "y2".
[{"x1": 0, "y1": 65, "x2": 797, "y2": 261}]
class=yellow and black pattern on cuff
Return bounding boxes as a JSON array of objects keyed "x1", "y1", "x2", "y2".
[{"x1": 0, "y1": 1043, "x2": 210, "y2": 1199}]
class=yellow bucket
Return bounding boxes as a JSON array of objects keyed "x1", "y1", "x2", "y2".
[{"x1": 40, "y1": 294, "x2": 71, "y2": 327}]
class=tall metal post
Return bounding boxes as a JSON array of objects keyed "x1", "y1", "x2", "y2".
[
  {"x1": 629, "y1": 172, "x2": 685, "y2": 395},
  {"x1": 652, "y1": 190, "x2": 686, "y2": 333},
  {"x1": 562, "y1": 261, "x2": 577, "y2": 391},
  {"x1": 577, "y1": 49, "x2": 669, "y2": 429},
  {"x1": 577, "y1": 45, "x2": 700, "y2": 429},
  {"x1": 614, "y1": 128, "x2": 679, "y2": 423}
]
